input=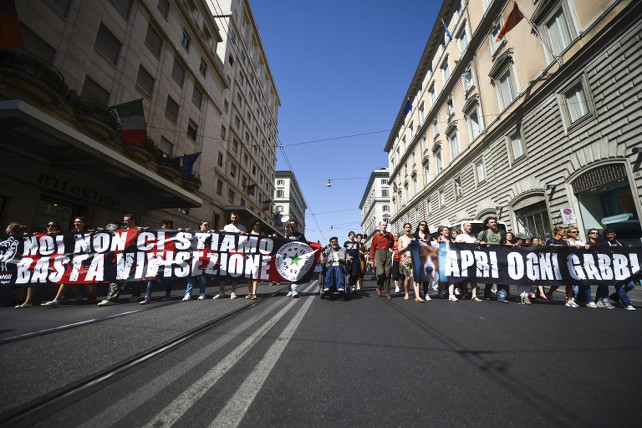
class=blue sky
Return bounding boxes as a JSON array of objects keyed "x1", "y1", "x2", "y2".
[{"x1": 251, "y1": 1, "x2": 442, "y2": 244}]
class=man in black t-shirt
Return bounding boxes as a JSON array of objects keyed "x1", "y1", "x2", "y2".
[{"x1": 344, "y1": 231, "x2": 360, "y2": 290}]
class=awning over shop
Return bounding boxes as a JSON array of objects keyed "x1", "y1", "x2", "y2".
[{"x1": 0, "y1": 100, "x2": 202, "y2": 208}]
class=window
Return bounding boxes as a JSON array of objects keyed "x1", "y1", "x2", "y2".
[
  {"x1": 232, "y1": 139, "x2": 239, "y2": 152},
  {"x1": 277, "y1": 179, "x2": 284, "y2": 186},
  {"x1": 424, "y1": 165, "x2": 431, "y2": 185},
  {"x1": 422, "y1": 135, "x2": 428, "y2": 152},
  {"x1": 217, "y1": 152, "x2": 223, "y2": 167},
  {"x1": 441, "y1": 57, "x2": 450, "y2": 82},
  {"x1": 448, "y1": 131, "x2": 459, "y2": 159},
  {"x1": 457, "y1": 26, "x2": 468, "y2": 53},
  {"x1": 411, "y1": 152, "x2": 416, "y2": 165},
  {"x1": 111, "y1": 0, "x2": 131, "y2": 18},
  {"x1": 382, "y1": 189, "x2": 389, "y2": 197},
  {"x1": 199, "y1": 59, "x2": 207, "y2": 76},
  {"x1": 189, "y1": 86, "x2": 202, "y2": 109},
  {"x1": 165, "y1": 96, "x2": 179, "y2": 121},
  {"x1": 454, "y1": 177, "x2": 463, "y2": 199},
  {"x1": 409, "y1": 123, "x2": 414, "y2": 139},
  {"x1": 382, "y1": 205, "x2": 390, "y2": 212},
  {"x1": 157, "y1": 0, "x2": 169, "y2": 17},
  {"x1": 380, "y1": 178, "x2": 388, "y2": 185},
  {"x1": 404, "y1": 185, "x2": 409, "y2": 202},
  {"x1": 496, "y1": 66, "x2": 517, "y2": 109},
  {"x1": 489, "y1": 21, "x2": 504, "y2": 54},
  {"x1": 276, "y1": 189, "x2": 284, "y2": 198},
  {"x1": 136, "y1": 66, "x2": 154, "y2": 97},
  {"x1": 541, "y1": 6, "x2": 575, "y2": 56},
  {"x1": 419, "y1": 104, "x2": 425, "y2": 123},
  {"x1": 181, "y1": 31, "x2": 191, "y2": 51},
  {"x1": 433, "y1": 119, "x2": 439, "y2": 138},
  {"x1": 95, "y1": 24, "x2": 121, "y2": 65},
  {"x1": 427, "y1": 198, "x2": 433, "y2": 214},
  {"x1": 435, "y1": 149, "x2": 443, "y2": 173},
  {"x1": 145, "y1": 25, "x2": 162, "y2": 57},
  {"x1": 228, "y1": 190, "x2": 234, "y2": 204},
  {"x1": 564, "y1": 81, "x2": 589, "y2": 123},
  {"x1": 509, "y1": 132, "x2": 526, "y2": 161},
  {"x1": 475, "y1": 159, "x2": 486, "y2": 184},
  {"x1": 172, "y1": 59, "x2": 185, "y2": 86},
  {"x1": 224, "y1": 100, "x2": 229, "y2": 113},
  {"x1": 413, "y1": 177, "x2": 418, "y2": 195},
  {"x1": 465, "y1": 102, "x2": 482, "y2": 141},
  {"x1": 439, "y1": 189, "x2": 445, "y2": 207},
  {"x1": 187, "y1": 120, "x2": 198, "y2": 141},
  {"x1": 447, "y1": 99, "x2": 455, "y2": 117},
  {"x1": 158, "y1": 137, "x2": 173, "y2": 156},
  {"x1": 220, "y1": 126, "x2": 226, "y2": 140},
  {"x1": 429, "y1": 85, "x2": 436, "y2": 105},
  {"x1": 216, "y1": 180, "x2": 222, "y2": 194},
  {"x1": 81, "y1": 76, "x2": 110, "y2": 104},
  {"x1": 230, "y1": 164, "x2": 236, "y2": 178},
  {"x1": 462, "y1": 70, "x2": 474, "y2": 92}
]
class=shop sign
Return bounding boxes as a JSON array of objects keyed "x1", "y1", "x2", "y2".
[{"x1": 602, "y1": 213, "x2": 633, "y2": 224}]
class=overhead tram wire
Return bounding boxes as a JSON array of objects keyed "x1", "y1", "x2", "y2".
[{"x1": 277, "y1": 141, "x2": 327, "y2": 244}]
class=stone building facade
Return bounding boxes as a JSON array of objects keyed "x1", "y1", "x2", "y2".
[
  {"x1": 385, "y1": 0, "x2": 641, "y2": 244},
  {"x1": 359, "y1": 168, "x2": 391, "y2": 247},
  {"x1": 273, "y1": 170, "x2": 306, "y2": 236},
  {"x1": 0, "y1": 0, "x2": 279, "y2": 233}
]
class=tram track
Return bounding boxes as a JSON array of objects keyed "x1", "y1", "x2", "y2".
[{"x1": 0, "y1": 285, "x2": 292, "y2": 427}]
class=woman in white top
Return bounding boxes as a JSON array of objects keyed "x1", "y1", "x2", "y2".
[{"x1": 567, "y1": 226, "x2": 597, "y2": 308}]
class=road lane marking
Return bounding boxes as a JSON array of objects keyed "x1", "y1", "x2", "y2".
[
  {"x1": 141, "y1": 282, "x2": 317, "y2": 428},
  {"x1": 209, "y1": 284, "x2": 315, "y2": 428},
  {"x1": 80, "y1": 281, "x2": 316, "y2": 428}
]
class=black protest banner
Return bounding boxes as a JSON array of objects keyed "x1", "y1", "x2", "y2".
[
  {"x1": 410, "y1": 241, "x2": 642, "y2": 286},
  {"x1": 0, "y1": 230, "x2": 321, "y2": 285}
]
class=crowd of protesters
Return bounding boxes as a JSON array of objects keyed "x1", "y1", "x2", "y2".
[{"x1": 3, "y1": 215, "x2": 639, "y2": 311}]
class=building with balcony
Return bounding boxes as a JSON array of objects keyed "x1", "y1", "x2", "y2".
[
  {"x1": 0, "y1": 0, "x2": 280, "y2": 234},
  {"x1": 359, "y1": 168, "x2": 391, "y2": 247},
  {"x1": 273, "y1": 170, "x2": 306, "y2": 236},
  {"x1": 385, "y1": 0, "x2": 642, "y2": 244}
]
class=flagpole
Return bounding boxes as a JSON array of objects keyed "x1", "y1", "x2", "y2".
[{"x1": 512, "y1": 0, "x2": 563, "y2": 67}]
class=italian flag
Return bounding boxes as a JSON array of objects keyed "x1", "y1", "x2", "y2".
[{"x1": 114, "y1": 99, "x2": 147, "y2": 145}]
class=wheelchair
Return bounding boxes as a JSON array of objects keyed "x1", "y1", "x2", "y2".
[{"x1": 319, "y1": 260, "x2": 352, "y2": 300}]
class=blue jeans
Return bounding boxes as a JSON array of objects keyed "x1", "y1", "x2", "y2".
[
  {"x1": 324, "y1": 265, "x2": 345, "y2": 290},
  {"x1": 614, "y1": 281, "x2": 634, "y2": 306},
  {"x1": 573, "y1": 285, "x2": 593, "y2": 303},
  {"x1": 185, "y1": 276, "x2": 207, "y2": 295},
  {"x1": 595, "y1": 285, "x2": 609, "y2": 300},
  {"x1": 145, "y1": 279, "x2": 172, "y2": 297},
  {"x1": 497, "y1": 284, "x2": 507, "y2": 299}
]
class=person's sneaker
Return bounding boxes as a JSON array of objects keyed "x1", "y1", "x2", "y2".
[
  {"x1": 603, "y1": 299, "x2": 615, "y2": 309},
  {"x1": 448, "y1": 295, "x2": 458, "y2": 302},
  {"x1": 213, "y1": 293, "x2": 225, "y2": 300},
  {"x1": 322, "y1": 288, "x2": 329, "y2": 292},
  {"x1": 424, "y1": 294, "x2": 432, "y2": 301},
  {"x1": 129, "y1": 296, "x2": 140, "y2": 303},
  {"x1": 97, "y1": 300, "x2": 116, "y2": 306},
  {"x1": 286, "y1": 291, "x2": 293, "y2": 297},
  {"x1": 454, "y1": 288, "x2": 461, "y2": 296},
  {"x1": 230, "y1": 292, "x2": 238, "y2": 299},
  {"x1": 182, "y1": 294, "x2": 191, "y2": 302},
  {"x1": 565, "y1": 300, "x2": 580, "y2": 308},
  {"x1": 41, "y1": 300, "x2": 59, "y2": 308},
  {"x1": 497, "y1": 297, "x2": 509, "y2": 304},
  {"x1": 161, "y1": 294, "x2": 172, "y2": 301},
  {"x1": 624, "y1": 305, "x2": 636, "y2": 311},
  {"x1": 292, "y1": 290, "x2": 299, "y2": 298},
  {"x1": 337, "y1": 288, "x2": 345, "y2": 293},
  {"x1": 198, "y1": 293, "x2": 206, "y2": 300},
  {"x1": 139, "y1": 297, "x2": 150, "y2": 305},
  {"x1": 586, "y1": 301, "x2": 598, "y2": 308},
  {"x1": 472, "y1": 296, "x2": 483, "y2": 302},
  {"x1": 596, "y1": 299, "x2": 606, "y2": 308},
  {"x1": 395, "y1": 286, "x2": 400, "y2": 293},
  {"x1": 432, "y1": 283, "x2": 439, "y2": 292}
]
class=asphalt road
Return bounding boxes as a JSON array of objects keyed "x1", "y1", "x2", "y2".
[{"x1": 1, "y1": 278, "x2": 641, "y2": 427}]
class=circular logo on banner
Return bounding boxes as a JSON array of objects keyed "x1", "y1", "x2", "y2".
[{"x1": 275, "y1": 241, "x2": 315, "y2": 282}]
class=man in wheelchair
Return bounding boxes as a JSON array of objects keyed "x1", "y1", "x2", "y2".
[{"x1": 320, "y1": 236, "x2": 348, "y2": 293}]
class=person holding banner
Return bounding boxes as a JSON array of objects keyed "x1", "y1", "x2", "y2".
[
  {"x1": 180, "y1": 220, "x2": 211, "y2": 302},
  {"x1": 545, "y1": 226, "x2": 577, "y2": 307},
  {"x1": 477, "y1": 217, "x2": 507, "y2": 303},
  {"x1": 585, "y1": 229, "x2": 613, "y2": 309},
  {"x1": 437, "y1": 226, "x2": 458, "y2": 302},
  {"x1": 41, "y1": 218, "x2": 91, "y2": 307},
  {"x1": 566, "y1": 227, "x2": 597, "y2": 308},
  {"x1": 413, "y1": 221, "x2": 434, "y2": 299},
  {"x1": 398, "y1": 223, "x2": 424, "y2": 302},
  {"x1": 246, "y1": 219, "x2": 263, "y2": 300},
  {"x1": 370, "y1": 221, "x2": 394, "y2": 300},
  {"x1": 356, "y1": 233, "x2": 367, "y2": 291},
  {"x1": 214, "y1": 213, "x2": 246, "y2": 300},
  {"x1": 344, "y1": 231, "x2": 361, "y2": 294},
  {"x1": 141, "y1": 219, "x2": 177, "y2": 304},
  {"x1": 455, "y1": 222, "x2": 482, "y2": 302},
  {"x1": 391, "y1": 232, "x2": 404, "y2": 294},
  {"x1": 603, "y1": 229, "x2": 636, "y2": 311}
]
